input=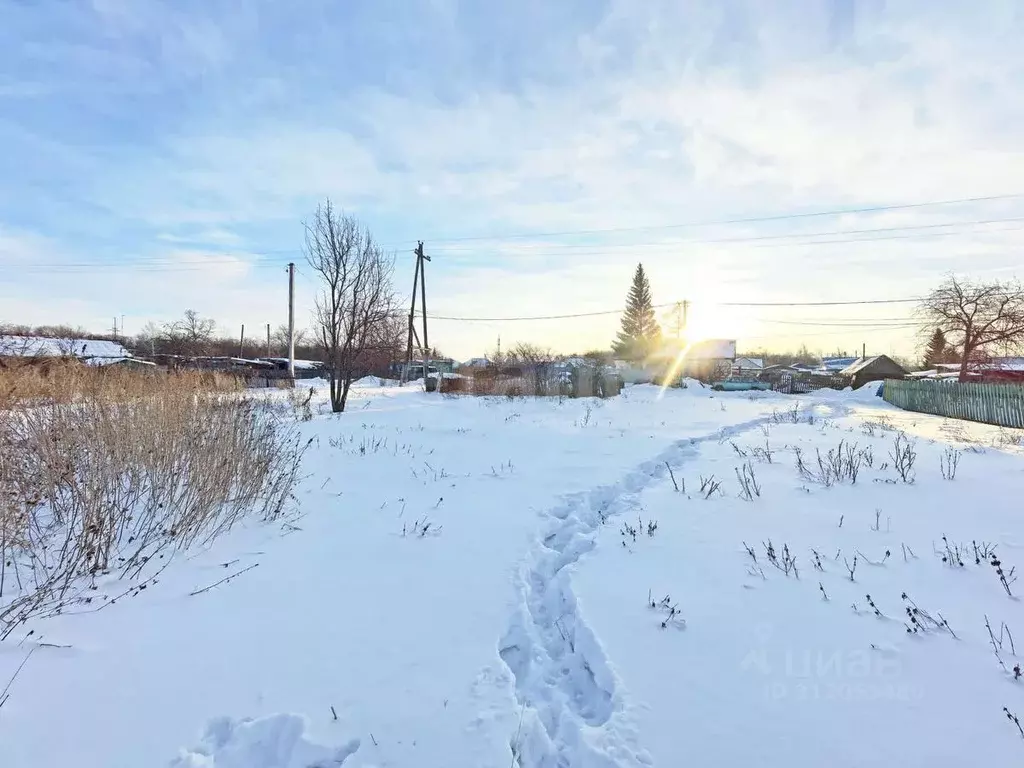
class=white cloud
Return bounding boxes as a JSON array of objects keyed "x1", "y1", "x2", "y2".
[{"x1": 5, "y1": 1, "x2": 1024, "y2": 358}]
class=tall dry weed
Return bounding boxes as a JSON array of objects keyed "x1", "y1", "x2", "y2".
[
  {"x1": 0, "y1": 360, "x2": 239, "y2": 408},
  {"x1": 0, "y1": 366, "x2": 305, "y2": 638}
]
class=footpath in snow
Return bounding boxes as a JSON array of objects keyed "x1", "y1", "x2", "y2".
[{"x1": 1, "y1": 381, "x2": 1023, "y2": 767}]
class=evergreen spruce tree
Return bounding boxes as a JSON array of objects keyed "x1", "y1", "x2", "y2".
[
  {"x1": 613, "y1": 263, "x2": 661, "y2": 360},
  {"x1": 923, "y1": 327, "x2": 949, "y2": 368}
]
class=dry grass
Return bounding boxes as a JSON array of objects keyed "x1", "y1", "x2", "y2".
[
  {"x1": 0, "y1": 364, "x2": 306, "y2": 639},
  {"x1": 442, "y1": 374, "x2": 569, "y2": 397},
  {"x1": 0, "y1": 360, "x2": 240, "y2": 409}
]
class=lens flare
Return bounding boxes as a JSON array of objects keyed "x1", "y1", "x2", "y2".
[{"x1": 657, "y1": 341, "x2": 694, "y2": 400}]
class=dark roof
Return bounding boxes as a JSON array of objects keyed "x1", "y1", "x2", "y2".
[{"x1": 841, "y1": 355, "x2": 908, "y2": 377}]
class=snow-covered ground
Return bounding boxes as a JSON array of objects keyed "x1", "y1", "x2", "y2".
[{"x1": 2, "y1": 381, "x2": 1023, "y2": 767}]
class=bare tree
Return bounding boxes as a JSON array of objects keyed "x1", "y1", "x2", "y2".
[
  {"x1": 305, "y1": 199, "x2": 397, "y2": 412},
  {"x1": 918, "y1": 276, "x2": 1024, "y2": 381},
  {"x1": 273, "y1": 324, "x2": 308, "y2": 356},
  {"x1": 506, "y1": 342, "x2": 554, "y2": 365},
  {"x1": 177, "y1": 310, "x2": 216, "y2": 354}
]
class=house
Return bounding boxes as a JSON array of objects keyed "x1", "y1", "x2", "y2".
[
  {"x1": 840, "y1": 355, "x2": 908, "y2": 389},
  {"x1": 732, "y1": 357, "x2": 764, "y2": 375},
  {"x1": 0, "y1": 335, "x2": 134, "y2": 366},
  {"x1": 789, "y1": 362, "x2": 817, "y2": 372},
  {"x1": 391, "y1": 357, "x2": 455, "y2": 380},
  {"x1": 917, "y1": 359, "x2": 1024, "y2": 384},
  {"x1": 640, "y1": 338, "x2": 737, "y2": 384}
]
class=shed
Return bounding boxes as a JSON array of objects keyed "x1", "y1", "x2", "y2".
[
  {"x1": 840, "y1": 355, "x2": 908, "y2": 389},
  {"x1": 0, "y1": 335, "x2": 134, "y2": 366}
]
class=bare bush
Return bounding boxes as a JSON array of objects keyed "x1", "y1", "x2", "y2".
[
  {"x1": 735, "y1": 461, "x2": 761, "y2": 501},
  {"x1": 902, "y1": 592, "x2": 956, "y2": 637},
  {"x1": 796, "y1": 440, "x2": 868, "y2": 486},
  {"x1": 985, "y1": 615, "x2": 1019, "y2": 678},
  {"x1": 699, "y1": 474, "x2": 722, "y2": 499},
  {"x1": 751, "y1": 440, "x2": 774, "y2": 464},
  {"x1": 0, "y1": 385, "x2": 305, "y2": 638},
  {"x1": 889, "y1": 432, "x2": 917, "y2": 483},
  {"x1": 992, "y1": 554, "x2": 1018, "y2": 597},
  {"x1": 288, "y1": 385, "x2": 316, "y2": 421},
  {"x1": 940, "y1": 447, "x2": 961, "y2": 480},
  {"x1": 764, "y1": 539, "x2": 798, "y2": 578}
]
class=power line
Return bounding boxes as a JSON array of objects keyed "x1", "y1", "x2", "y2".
[
  {"x1": 740, "y1": 325, "x2": 921, "y2": 340},
  {"x1": 718, "y1": 298, "x2": 920, "y2": 308},
  {"x1": 429, "y1": 215, "x2": 1024, "y2": 253},
  {"x1": 423, "y1": 227, "x2": 1024, "y2": 260},
  {"x1": 3, "y1": 260, "x2": 282, "y2": 271},
  {"x1": 759, "y1": 316, "x2": 916, "y2": 322},
  {"x1": 10, "y1": 218, "x2": 1019, "y2": 274},
  {"x1": 420, "y1": 296, "x2": 922, "y2": 322},
  {"x1": 758, "y1": 319, "x2": 923, "y2": 328},
  {"x1": 8, "y1": 197, "x2": 1024, "y2": 273},
  {"x1": 399, "y1": 192, "x2": 1024, "y2": 245}
]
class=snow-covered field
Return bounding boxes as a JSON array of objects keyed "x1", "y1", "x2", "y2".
[{"x1": 2, "y1": 381, "x2": 1024, "y2": 767}]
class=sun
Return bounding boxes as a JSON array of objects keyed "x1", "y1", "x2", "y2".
[{"x1": 679, "y1": 302, "x2": 754, "y2": 343}]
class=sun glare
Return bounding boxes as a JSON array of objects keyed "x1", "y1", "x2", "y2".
[{"x1": 683, "y1": 302, "x2": 753, "y2": 343}]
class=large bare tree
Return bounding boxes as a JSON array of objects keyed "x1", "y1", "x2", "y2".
[
  {"x1": 918, "y1": 276, "x2": 1024, "y2": 381},
  {"x1": 174, "y1": 310, "x2": 216, "y2": 355},
  {"x1": 134, "y1": 311, "x2": 215, "y2": 356},
  {"x1": 306, "y1": 199, "x2": 398, "y2": 412}
]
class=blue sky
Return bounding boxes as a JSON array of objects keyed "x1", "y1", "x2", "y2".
[{"x1": 2, "y1": 0, "x2": 1023, "y2": 358}]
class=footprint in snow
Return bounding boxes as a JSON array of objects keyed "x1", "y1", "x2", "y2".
[{"x1": 168, "y1": 713, "x2": 360, "y2": 768}]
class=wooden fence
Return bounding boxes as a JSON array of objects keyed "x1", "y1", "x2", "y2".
[{"x1": 883, "y1": 379, "x2": 1024, "y2": 428}]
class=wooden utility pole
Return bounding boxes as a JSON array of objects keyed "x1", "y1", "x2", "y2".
[
  {"x1": 287, "y1": 263, "x2": 296, "y2": 379},
  {"x1": 403, "y1": 242, "x2": 431, "y2": 384},
  {"x1": 418, "y1": 241, "x2": 430, "y2": 381},
  {"x1": 267, "y1": 323, "x2": 272, "y2": 358},
  {"x1": 239, "y1": 324, "x2": 245, "y2": 358},
  {"x1": 404, "y1": 253, "x2": 419, "y2": 384}
]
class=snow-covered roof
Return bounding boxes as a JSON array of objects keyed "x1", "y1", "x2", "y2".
[
  {"x1": 821, "y1": 356, "x2": 859, "y2": 371},
  {"x1": 989, "y1": 357, "x2": 1024, "y2": 371},
  {"x1": 932, "y1": 359, "x2": 1024, "y2": 373},
  {"x1": 260, "y1": 357, "x2": 323, "y2": 370},
  {"x1": 840, "y1": 357, "x2": 873, "y2": 376},
  {"x1": 459, "y1": 357, "x2": 491, "y2": 368},
  {"x1": 0, "y1": 335, "x2": 132, "y2": 365},
  {"x1": 733, "y1": 357, "x2": 764, "y2": 369},
  {"x1": 840, "y1": 355, "x2": 906, "y2": 377},
  {"x1": 687, "y1": 339, "x2": 736, "y2": 360},
  {"x1": 227, "y1": 357, "x2": 275, "y2": 367}
]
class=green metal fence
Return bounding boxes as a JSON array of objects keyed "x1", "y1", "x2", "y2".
[{"x1": 882, "y1": 379, "x2": 1024, "y2": 428}]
